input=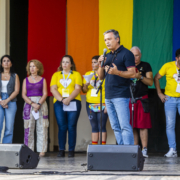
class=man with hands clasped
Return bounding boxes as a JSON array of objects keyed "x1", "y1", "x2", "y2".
[
  {"x1": 129, "y1": 46, "x2": 153, "y2": 158},
  {"x1": 154, "y1": 48, "x2": 180, "y2": 157},
  {"x1": 98, "y1": 29, "x2": 136, "y2": 145}
]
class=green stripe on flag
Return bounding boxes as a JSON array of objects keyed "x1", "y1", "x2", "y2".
[{"x1": 132, "y1": 0, "x2": 173, "y2": 88}]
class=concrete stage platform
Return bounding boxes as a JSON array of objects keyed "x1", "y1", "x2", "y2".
[{"x1": 1, "y1": 152, "x2": 180, "y2": 176}]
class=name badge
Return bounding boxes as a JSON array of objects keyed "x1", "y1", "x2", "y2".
[
  {"x1": 62, "y1": 89, "x2": 69, "y2": 97},
  {"x1": 91, "y1": 89, "x2": 98, "y2": 97},
  {"x1": 176, "y1": 84, "x2": 180, "y2": 93}
]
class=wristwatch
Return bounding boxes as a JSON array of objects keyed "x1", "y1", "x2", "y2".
[{"x1": 140, "y1": 76, "x2": 144, "y2": 80}]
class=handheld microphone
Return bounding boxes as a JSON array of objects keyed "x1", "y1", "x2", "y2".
[{"x1": 101, "y1": 48, "x2": 107, "y2": 67}]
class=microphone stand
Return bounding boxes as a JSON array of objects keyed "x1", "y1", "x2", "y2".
[{"x1": 96, "y1": 52, "x2": 118, "y2": 144}]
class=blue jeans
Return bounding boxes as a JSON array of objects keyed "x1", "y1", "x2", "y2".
[
  {"x1": 164, "y1": 95, "x2": 180, "y2": 149},
  {"x1": 86, "y1": 102, "x2": 108, "y2": 132},
  {"x1": 0, "y1": 93, "x2": 17, "y2": 143},
  {"x1": 54, "y1": 99, "x2": 81, "y2": 151},
  {"x1": 105, "y1": 98, "x2": 134, "y2": 145}
]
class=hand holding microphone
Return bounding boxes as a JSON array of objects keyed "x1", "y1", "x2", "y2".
[{"x1": 98, "y1": 48, "x2": 107, "y2": 67}]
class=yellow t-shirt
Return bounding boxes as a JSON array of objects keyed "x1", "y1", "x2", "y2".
[
  {"x1": 159, "y1": 61, "x2": 180, "y2": 97},
  {"x1": 50, "y1": 71, "x2": 82, "y2": 103},
  {"x1": 83, "y1": 71, "x2": 105, "y2": 103}
]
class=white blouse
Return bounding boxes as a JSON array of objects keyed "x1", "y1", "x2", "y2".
[{"x1": 1, "y1": 80, "x2": 9, "y2": 93}]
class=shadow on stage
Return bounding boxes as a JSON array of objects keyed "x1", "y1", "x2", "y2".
[{"x1": 2, "y1": 152, "x2": 180, "y2": 176}]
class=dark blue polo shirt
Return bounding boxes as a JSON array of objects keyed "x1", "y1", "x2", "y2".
[{"x1": 104, "y1": 45, "x2": 135, "y2": 99}]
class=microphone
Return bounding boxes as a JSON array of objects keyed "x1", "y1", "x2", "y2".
[{"x1": 101, "y1": 48, "x2": 107, "y2": 67}]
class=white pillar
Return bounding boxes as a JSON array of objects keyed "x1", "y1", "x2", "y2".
[{"x1": 0, "y1": 0, "x2": 10, "y2": 143}]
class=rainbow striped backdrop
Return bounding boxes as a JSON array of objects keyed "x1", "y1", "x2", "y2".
[{"x1": 28, "y1": 0, "x2": 180, "y2": 94}]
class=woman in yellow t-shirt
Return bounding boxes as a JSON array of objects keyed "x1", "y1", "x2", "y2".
[
  {"x1": 50, "y1": 55, "x2": 82, "y2": 158},
  {"x1": 82, "y1": 55, "x2": 108, "y2": 145}
]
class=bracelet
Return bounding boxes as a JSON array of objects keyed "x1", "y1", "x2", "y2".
[
  {"x1": 37, "y1": 103, "x2": 41, "y2": 106},
  {"x1": 30, "y1": 101, "x2": 33, "y2": 105},
  {"x1": 118, "y1": 71, "x2": 122, "y2": 76}
]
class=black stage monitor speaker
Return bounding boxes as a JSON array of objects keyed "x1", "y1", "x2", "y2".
[
  {"x1": 87, "y1": 145, "x2": 144, "y2": 171},
  {"x1": 0, "y1": 144, "x2": 40, "y2": 169}
]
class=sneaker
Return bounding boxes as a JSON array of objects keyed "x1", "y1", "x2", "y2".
[
  {"x1": 164, "y1": 148, "x2": 177, "y2": 157},
  {"x1": 68, "y1": 151, "x2": 74, "y2": 158},
  {"x1": 142, "y1": 147, "x2": 148, "y2": 158},
  {"x1": 57, "y1": 150, "x2": 65, "y2": 157}
]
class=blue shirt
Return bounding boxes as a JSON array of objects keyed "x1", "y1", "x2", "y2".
[{"x1": 104, "y1": 45, "x2": 135, "y2": 99}]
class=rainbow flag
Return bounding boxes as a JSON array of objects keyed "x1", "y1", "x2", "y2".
[{"x1": 28, "y1": 0, "x2": 180, "y2": 94}]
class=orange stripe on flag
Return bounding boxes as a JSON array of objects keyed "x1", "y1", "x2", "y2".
[{"x1": 67, "y1": 0, "x2": 99, "y2": 78}]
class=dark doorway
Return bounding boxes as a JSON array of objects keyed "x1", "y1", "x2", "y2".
[{"x1": 10, "y1": 0, "x2": 28, "y2": 143}]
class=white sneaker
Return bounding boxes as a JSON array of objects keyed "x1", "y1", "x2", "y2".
[
  {"x1": 164, "y1": 148, "x2": 177, "y2": 157},
  {"x1": 142, "y1": 148, "x2": 148, "y2": 158}
]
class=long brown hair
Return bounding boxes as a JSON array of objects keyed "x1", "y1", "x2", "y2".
[{"x1": 58, "y1": 55, "x2": 76, "y2": 71}]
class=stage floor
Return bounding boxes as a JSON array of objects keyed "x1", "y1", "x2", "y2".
[{"x1": 1, "y1": 152, "x2": 180, "y2": 176}]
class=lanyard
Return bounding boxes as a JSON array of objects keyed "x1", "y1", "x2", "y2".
[
  {"x1": 94, "y1": 71, "x2": 98, "y2": 88},
  {"x1": 62, "y1": 70, "x2": 72, "y2": 88},
  {"x1": 175, "y1": 62, "x2": 180, "y2": 84}
]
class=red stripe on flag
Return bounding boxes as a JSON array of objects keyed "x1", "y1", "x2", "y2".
[{"x1": 27, "y1": 0, "x2": 66, "y2": 95}]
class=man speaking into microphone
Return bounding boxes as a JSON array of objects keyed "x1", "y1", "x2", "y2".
[{"x1": 98, "y1": 29, "x2": 136, "y2": 145}]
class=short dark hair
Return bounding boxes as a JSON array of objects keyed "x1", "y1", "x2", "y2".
[
  {"x1": 0, "y1": 55, "x2": 15, "y2": 73},
  {"x1": 103, "y1": 29, "x2": 120, "y2": 44},
  {"x1": 58, "y1": 55, "x2": 76, "y2": 71},
  {"x1": 176, "y1": 48, "x2": 180, "y2": 57},
  {"x1": 92, "y1": 55, "x2": 100, "y2": 61}
]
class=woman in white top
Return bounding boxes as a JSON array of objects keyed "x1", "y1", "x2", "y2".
[{"x1": 0, "y1": 55, "x2": 20, "y2": 143}]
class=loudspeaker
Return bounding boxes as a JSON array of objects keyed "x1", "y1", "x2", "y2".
[
  {"x1": 87, "y1": 145, "x2": 144, "y2": 171},
  {"x1": 0, "y1": 144, "x2": 40, "y2": 169}
]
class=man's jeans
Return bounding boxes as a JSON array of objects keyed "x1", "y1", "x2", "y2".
[
  {"x1": 164, "y1": 95, "x2": 180, "y2": 149},
  {"x1": 0, "y1": 93, "x2": 17, "y2": 143},
  {"x1": 105, "y1": 98, "x2": 134, "y2": 145}
]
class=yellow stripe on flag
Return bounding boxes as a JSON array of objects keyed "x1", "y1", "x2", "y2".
[{"x1": 99, "y1": 0, "x2": 133, "y2": 54}]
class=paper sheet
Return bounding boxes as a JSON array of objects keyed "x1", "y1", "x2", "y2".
[
  {"x1": 63, "y1": 102, "x2": 77, "y2": 111},
  {"x1": 32, "y1": 110, "x2": 39, "y2": 120},
  {"x1": 83, "y1": 73, "x2": 94, "y2": 83}
]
